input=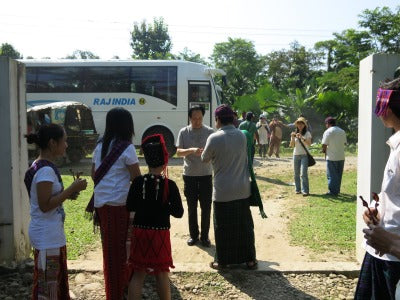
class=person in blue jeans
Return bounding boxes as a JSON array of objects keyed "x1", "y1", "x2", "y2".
[
  {"x1": 289, "y1": 117, "x2": 312, "y2": 196},
  {"x1": 322, "y1": 117, "x2": 347, "y2": 196}
]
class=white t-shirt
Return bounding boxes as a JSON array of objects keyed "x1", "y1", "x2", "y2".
[
  {"x1": 293, "y1": 131, "x2": 312, "y2": 156},
  {"x1": 93, "y1": 142, "x2": 139, "y2": 207},
  {"x1": 364, "y1": 131, "x2": 400, "y2": 262},
  {"x1": 256, "y1": 121, "x2": 270, "y2": 145},
  {"x1": 29, "y1": 167, "x2": 66, "y2": 250},
  {"x1": 322, "y1": 126, "x2": 347, "y2": 161}
]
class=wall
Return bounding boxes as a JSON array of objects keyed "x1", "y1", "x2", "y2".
[
  {"x1": 356, "y1": 53, "x2": 400, "y2": 261},
  {"x1": 0, "y1": 57, "x2": 30, "y2": 262}
]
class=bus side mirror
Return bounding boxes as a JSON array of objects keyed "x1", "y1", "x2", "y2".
[{"x1": 222, "y1": 76, "x2": 227, "y2": 86}]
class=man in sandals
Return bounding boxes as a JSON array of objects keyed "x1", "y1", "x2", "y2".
[{"x1": 202, "y1": 104, "x2": 257, "y2": 270}]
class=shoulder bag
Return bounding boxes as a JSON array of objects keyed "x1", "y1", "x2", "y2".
[{"x1": 298, "y1": 138, "x2": 316, "y2": 167}]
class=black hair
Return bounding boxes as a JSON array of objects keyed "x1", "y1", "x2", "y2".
[
  {"x1": 25, "y1": 123, "x2": 65, "y2": 150},
  {"x1": 295, "y1": 123, "x2": 308, "y2": 136},
  {"x1": 188, "y1": 105, "x2": 205, "y2": 117},
  {"x1": 101, "y1": 107, "x2": 134, "y2": 160},
  {"x1": 326, "y1": 118, "x2": 336, "y2": 126},
  {"x1": 217, "y1": 115, "x2": 234, "y2": 125},
  {"x1": 381, "y1": 77, "x2": 400, "y2": 119},
  {"x1": 246, "y1": 112, "x2": 254, "y2": 121}
]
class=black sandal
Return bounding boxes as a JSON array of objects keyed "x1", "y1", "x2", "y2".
[{"x1": 246, "y1": 261, "x2": 258, "y2": 270}]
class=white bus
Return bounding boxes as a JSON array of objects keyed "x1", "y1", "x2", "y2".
[{"x1": 22, "y1": 60, "x2": 226, "y2": 155}]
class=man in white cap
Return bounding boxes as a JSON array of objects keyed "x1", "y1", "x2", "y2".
[{"x1": 256, "y1": 115, "x2": 270, "y2": 158}]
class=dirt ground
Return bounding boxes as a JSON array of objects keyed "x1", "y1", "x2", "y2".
[{"x1": 69, "y1": 155, "x2": 358, "y2": 272}]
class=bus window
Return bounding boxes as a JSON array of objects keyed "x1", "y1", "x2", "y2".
[
  {"x1": 84, "y1": 67, "x2": 131, "y2": 92},
  {"x1": 189, "y1": 83, "x2": 211, "y2": 103},
  {"x1": 130, "y1": 66, "x2": 177, "y2": 106},
  {"x1": 30, "y1": 67, "x2": 83, "y2": 93}
]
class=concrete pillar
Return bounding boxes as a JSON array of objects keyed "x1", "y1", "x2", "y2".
[
  {"x1": 0, "y1": 57, "x2": 30, "y2": 263},
  {"x1": 356, "y1": 54, "x2": 400, "y2": 262}
]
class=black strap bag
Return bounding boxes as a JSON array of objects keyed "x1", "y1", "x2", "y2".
[{"x1": 298, "y1": 139, "x2": 316, "y2": 167}]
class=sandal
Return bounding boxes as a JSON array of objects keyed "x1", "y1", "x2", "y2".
[
  {"x1": 246, "y1": 261, "x2": 258, "y2": 270},
  {"x1": 209, "y1": 261, "x2": 226, "y2": 270}
]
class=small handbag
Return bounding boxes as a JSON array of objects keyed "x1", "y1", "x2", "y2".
[{"x1": 298, "y1": 138, "x2": 316, "y2": 167}]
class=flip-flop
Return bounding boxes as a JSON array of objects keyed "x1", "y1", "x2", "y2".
[
  {"x1": 209, "y1": 261, "x2": 226, "y2": 270},
  {"x1": 246, "y1": 261, "x2": 258, "y2": 270}
]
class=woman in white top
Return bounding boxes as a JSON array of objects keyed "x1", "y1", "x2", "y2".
[
  {"x1": 91, "y1": 107, "x2": 141, "y2": 300},
  {"x1": 289, "y1": 117, "x2": 312, "y2": 196},
  {"x1": 24, "y1": 123, "x2": 87, "y2": 299},
  {"x1": 355, "y1": 79, "x2": 400, "y2": 299}
]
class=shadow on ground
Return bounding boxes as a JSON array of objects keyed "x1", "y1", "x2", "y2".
[
  {"x1": 255, "y1": 175, "x2": 292, "y2": 186},
  {"x1": 315, "y1": 192, "x2": 356, "y2": 203},
  {"x1": 219, "y1": 270, "x2": 317, "y2": 300}
]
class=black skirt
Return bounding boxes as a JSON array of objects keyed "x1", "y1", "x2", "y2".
[
  {"x1": 213, "y1": 198, "x2": 256, "y2": 265},
  {"x1": 355, "y1": 252, "x2": 400, "y2": 300}
]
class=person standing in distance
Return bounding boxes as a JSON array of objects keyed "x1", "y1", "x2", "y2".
[
  {"x1": 176, "y1": 106, "x2": 214, "y2": 247},
  {"x1": 239, "y1": 112, "x2": 259, "y2": 162},
  {"x1": 256, "y1": 114, "x2": 270, "y2": 159},
  {"x1": 321, "y1": 117, "x2": 347, "y2": 196}
]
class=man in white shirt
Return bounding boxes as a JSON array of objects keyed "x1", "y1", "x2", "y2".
[{"x1": 322, "y1": 117, "x2": 347, "y2": 196}]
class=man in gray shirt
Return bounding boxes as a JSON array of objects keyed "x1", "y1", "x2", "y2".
[
  {"x1": 201, "y1": 104, "x2": 256, "y2": 270},
  {"x1": 176, "y1": 106, "x2": 214, "y2": 247}
]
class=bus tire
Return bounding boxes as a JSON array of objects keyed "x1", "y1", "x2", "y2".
[{"x1": 142, "y1": 126, "x2": 176, "y2": 157}]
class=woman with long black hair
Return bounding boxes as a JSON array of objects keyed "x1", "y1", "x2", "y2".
[{"x1": 91, "y1": 107, "x2": 141, "y2": 299}]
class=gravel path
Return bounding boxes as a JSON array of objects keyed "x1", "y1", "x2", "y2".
[{"x1": 1, "y1": 263, "x2": 358, "y2": 300}]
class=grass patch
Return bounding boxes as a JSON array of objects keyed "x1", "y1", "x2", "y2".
[
  {"x1": 62, "y1": 175, "x2": 100, "y2": 260},
  {"x1": 288, "y1": 169, "x2": 357, "y2": 253}
]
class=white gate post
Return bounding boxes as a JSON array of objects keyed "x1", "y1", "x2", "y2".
[
  {"x1": 357, "y1": 54, "x2": 400, "y2": 262},
  {"x1": 0, "y1": 57, "x2": 30, "y2": 263}
]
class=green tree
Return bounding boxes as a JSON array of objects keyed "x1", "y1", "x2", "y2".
[
  {"x1": 314, "y1": 40, "x2": 337, "y2": 72},
  {"x1": 65, "y1": 50, "x2": 99, "y2": 59},
  {"x1": 359, "y1": 6, "x2": 400, "y2": 53},
  {"x1": 264, "y1": 41, "x2": 322, "y2": 92},
  {"x1": 0, "y1": 43, "x2": 22, "y2": 59},
  {"x1": 235, "y1": 83, "x2": 282, "y2": 115},
  {"x1": 314, "y1": 90, "x2": 358, "y2": 142},
  {"x1": 316, "y1": 66, "x2": 358, "y2": 92},
  {"x1": 211, "y1": 38, "x2": 265, "y2": 105},
  {"x1": 174, "y1": 47, "x2": 208, "y2": 65},
  {"x1": 130, "y1": 18, "x2": 172, "y2": 59},
  {"x1": 331, "y1": 29, "x2": 373, "y2": 70}
]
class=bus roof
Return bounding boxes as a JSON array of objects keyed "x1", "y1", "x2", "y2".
[{"x1": 19, "y1": 59, "x2": 208, "y2": 68}]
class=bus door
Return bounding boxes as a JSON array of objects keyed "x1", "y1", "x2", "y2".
[{"x1": 188, "y1": 81, "x2": 212, "y2": 126}]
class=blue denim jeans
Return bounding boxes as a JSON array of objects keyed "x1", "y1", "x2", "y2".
[
  {"x1": 293, "y1": 154, "x2": 309, "y2": 194},
  {"x1": 326, "y1": 160, "x2": 344, "y2": 195}
]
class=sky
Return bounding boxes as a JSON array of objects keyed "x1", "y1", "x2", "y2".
[{"x1": 0, "y1": 0, "x2": 399, "y2": 60}]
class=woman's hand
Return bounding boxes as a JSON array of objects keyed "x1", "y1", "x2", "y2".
[
  {"x1": 363, "y1": 224, "x2": 400, "y2": 258},
  {"x1": 68, "y1": 178, "x2": 87, "y2": 200},
  {"x1": 71, "y1": 178, "x2": 87, "y2": 192},
  {"x1": 362, "y1": 207, "x2": 380, "y2": 226}
]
